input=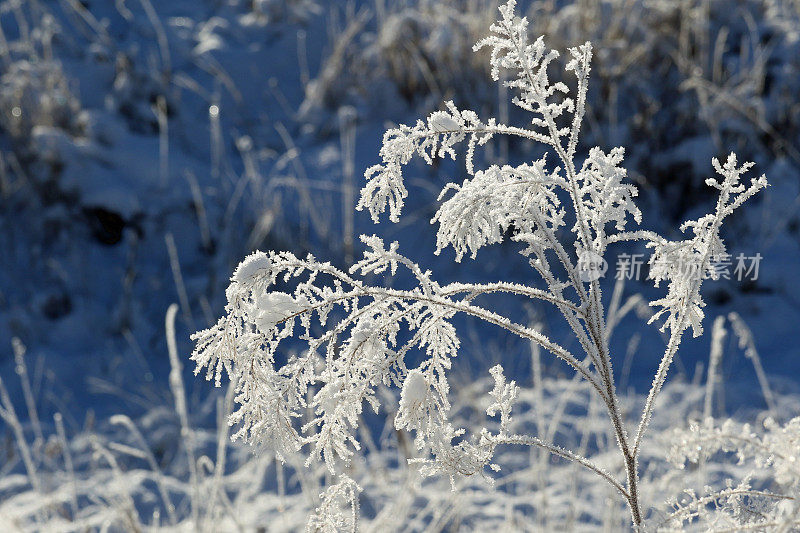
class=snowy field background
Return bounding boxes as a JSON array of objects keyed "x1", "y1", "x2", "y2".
[{"x1": 0, "y1": 0, "x2": 799, "y2": 530}]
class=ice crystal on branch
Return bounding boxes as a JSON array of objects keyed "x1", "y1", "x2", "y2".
[{"x1": 192, "y1": 2, "x2": 767, "y2": 529}]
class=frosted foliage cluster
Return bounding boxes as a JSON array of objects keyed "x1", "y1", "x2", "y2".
[
  {"x1": 192, "y1": 1, "x2": 767, "y2": 529},
  {"x1": 664, "y1": 417, "x2": 800, "y2": 530},
  {"x1": 647, "y1": 156, "x2": 768, "y2": 338}
]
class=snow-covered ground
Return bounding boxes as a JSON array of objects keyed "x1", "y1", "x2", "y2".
[{"x1": 1, "y1": 0, "x2": 799, "y2": 530}]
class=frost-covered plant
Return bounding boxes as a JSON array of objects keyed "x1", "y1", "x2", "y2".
[
  {"x1": 192, "y1": 1, "x2": 768, "y2": 529},
  {"x1": 665, "y1": 416, "x2": 800, "y2": 531}
]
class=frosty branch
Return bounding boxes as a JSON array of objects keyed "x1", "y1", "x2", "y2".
[{"x1": 192, "y1": 1, "x2": 767, "y2": 529}]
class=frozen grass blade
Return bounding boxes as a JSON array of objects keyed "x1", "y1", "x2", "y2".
[{"x1": 166, "y1": 303, "x2": 199, "y2": 528}]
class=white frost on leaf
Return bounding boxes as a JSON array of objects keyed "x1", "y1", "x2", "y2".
[
  {"x1": 432, "y1": 160, "x2": 564, "y2": 261},
  {"x1": 428, "y1": 110, "x2": 460, "y2": 133},
  {"x1": 252, "y1": 292, "x2": 307, "y2": 332},
  {"x1": 230, "y1": 250, "x2": 272, "y2": 285},
  {"x1": 395, "y1": 369, "x2": 430, "y2": 431}
]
